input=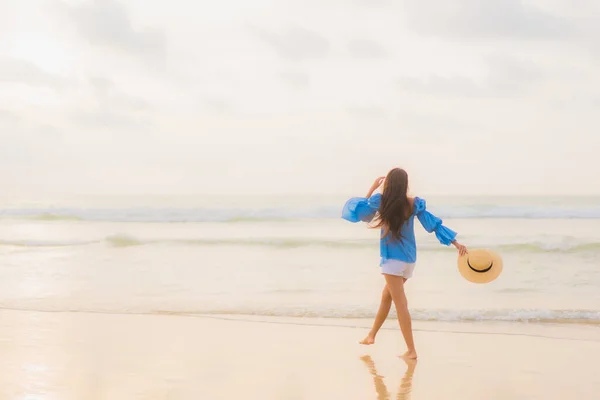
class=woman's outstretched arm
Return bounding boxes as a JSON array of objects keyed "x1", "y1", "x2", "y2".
[{"x1": 415, "y1": 198, "x2": 468, "y2": 255}]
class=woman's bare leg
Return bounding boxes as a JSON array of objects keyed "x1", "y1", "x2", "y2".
[
  {"x1": 383, "y1": 274, "x2": 417, "y2": 359},
  {"x1": 360, "y1": 284, "x2": 393, "y2": 345}
]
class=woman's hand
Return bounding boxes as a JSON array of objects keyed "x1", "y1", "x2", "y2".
[
  {"x1": 371, "y1": 176, "x2": 385, "y2": 190},
  {"x1": 366, "y1": 176, "x2": 385, "y2": 197},
  {"x1": 453, "y1": 241, "x2": 468, "y2": 256}
]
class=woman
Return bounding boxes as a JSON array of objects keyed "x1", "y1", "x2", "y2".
[{"x1": 342, "y1": 168, "x2": 467, "y2": 359}]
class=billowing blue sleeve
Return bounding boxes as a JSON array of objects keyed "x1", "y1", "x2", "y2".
[
  {"x1": 414, "y1": 197, "x2": 457, "y2": 245},
  {"x1": 341, "y1": 193, "x2": 381, "y2": 223}
]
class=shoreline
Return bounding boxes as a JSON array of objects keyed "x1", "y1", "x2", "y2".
[
  {"x1": 1, "y1": 309, "x2": 599, "y2": 399},
  {"x1": 1, "y1": 305, "x2": 599, "y2": 330}
]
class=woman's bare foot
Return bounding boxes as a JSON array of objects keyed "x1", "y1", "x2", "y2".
[
  {"x1": 359, "y1": 334, "x2": 376, "y2": 345},
  {"x1": 401, "y1": 349, "x2": 418, "y2": 359}
]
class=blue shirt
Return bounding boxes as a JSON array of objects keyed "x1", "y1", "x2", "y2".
[{"x1": 341, "y1": 194, "x2": 457, "y2": 264}]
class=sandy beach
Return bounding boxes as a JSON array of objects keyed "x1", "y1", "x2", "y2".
[
  {"x1": 1, "y1": 309, "x2": 598, "y2": 399},
  {"x1": 4, "y1": 0, "x2": 600, "y2": 397}
]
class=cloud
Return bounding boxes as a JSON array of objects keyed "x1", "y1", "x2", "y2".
[
  {"x1": 396, "y1": 57, "x2": 545, "y2": 98},
  {"x1": 279, "y1": 70, "x2": 310, "y2": 90},
  {"x1": 57, "y1": 0, "x2": 166, "y2": 59},
  {"x1": 71, "y1": 109, "x2": 150, "y2": 129},
  {"x1": 548, "y1": 89, "x2": 600, "y2": 112},
  {"x1": 345, "y1": 105, "x2": 387, "y2": 118},
  {"x1": 400, "y1": 0, "x2": 572, "y2": 39},
  {"x1": 348, "y1": 0, "x2": 392, "y2": 6},
  {"x1": 89, "y1": 76, "x2": 114, "y2": 92},
  {"x1": 395, "y1": 109, "x2": 479, "y2": 135},
  {"x1": 66, "y1": 77, "x2": 156, "y2": 129},
  {"x1": 0, "y1": 56, "x2": 69, "y2": 88},
  {"x1": 397, "y1": 75, "x2": 483, "y2": 97},
  {"x1": 249, "y1": 25, "x2": 330, "y2": 61},
  {"x1": 0, "y1": 111, "x2": 65, "y2": 167},
  {"x1": 311, "y1": 0, "x2": 393, "y2": 8},
  {"x1": 0, "y1": 4, "x2": 10, "y2": 31},
  {"x1": 87, "y1": 76, "x2": 152, "y2": 111},
  {"x1": 345, "y1": 37, "x2": 389, "y2": 58},
  {"x1": 484, "y1": 57, "x2": 544, "y2": 94},
  {"x1": 202, "y1": 97, "x2": 237, "y2": 114},
  {"x1": 0, "y1": 109, "x2": 21, "y2": 122},
  {"x1": 2, "y1": 0, "x2": 599, "y2": 196}
]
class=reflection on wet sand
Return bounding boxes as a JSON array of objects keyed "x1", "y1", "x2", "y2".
[{"x1": 360, "y1": 355, "x2": 417, "y2": 400}]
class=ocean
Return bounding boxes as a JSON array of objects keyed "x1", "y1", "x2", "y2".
[{"x1": 1, "y1": 195, "x2": 599, "y2": 325}]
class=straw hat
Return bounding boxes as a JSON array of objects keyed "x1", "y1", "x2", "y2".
[{"x1": 457, "y1": 249, "x2": 503, "y2": 284}]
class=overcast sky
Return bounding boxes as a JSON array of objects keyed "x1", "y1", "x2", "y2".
[{"x1": 1, "y1": 0, "x2": 599, "y2": 197}]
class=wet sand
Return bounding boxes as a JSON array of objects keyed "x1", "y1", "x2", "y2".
[{"x1": 1, "y1": 309, "x2": 599, "y2": 399}]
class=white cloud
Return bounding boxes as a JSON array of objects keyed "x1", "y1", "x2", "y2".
[
  {"x1": 0, "y1": 56, "x2": 70, "y2": 88},
  {"x1": 56, "y1": 0, "x2": 166, "y2": 60},
  {"x1": 249, "y1": 24, "x2": 331, "y2": 62},
  {"x1": 1, "y1": 0, "x2": 599, "y2": 196},
  {"x1": 399, "y1": 0, "x2": 573, "y2": 39},
  {"x1": 345, "y1": 37, "x2": 389, "y2": 59},
  {"x1": 395, "y1": 56, "x2": 547, "y2": 98},
  {"x1": 279, "y1": 70, "x2": 311, "y2": 91}
]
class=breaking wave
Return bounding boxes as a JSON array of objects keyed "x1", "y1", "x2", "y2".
[
  {"x1": 3, "y1": 200, "x2": 600, "y2": 222},
  {"x1": 196, "y1": 308, "x2": 600, "y2": 325},
  {"x1": 1, "y1": 235, "x2": 600, "y2": 253},
  {"x1": 0, "y1": 305, "x2": 598, "y2": 325}
]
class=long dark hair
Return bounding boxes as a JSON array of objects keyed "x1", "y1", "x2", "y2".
[{"x1": 371, "y1": 168, "x2": 411, "y2": 241}]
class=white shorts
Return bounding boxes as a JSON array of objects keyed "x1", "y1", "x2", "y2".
[{"x1": 380, "y1": 260, "x2": 416, "y2": 278}]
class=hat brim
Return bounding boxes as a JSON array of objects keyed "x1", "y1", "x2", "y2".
[{"x1": 457, "y1": 249, "x2": 503, "y2": 284}]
